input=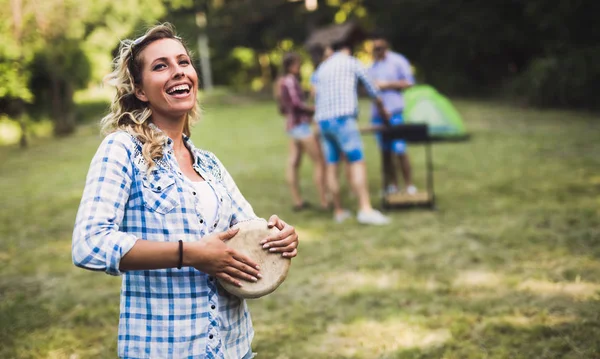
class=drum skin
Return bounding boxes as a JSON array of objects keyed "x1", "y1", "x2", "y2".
[{"x1": 219, "y1": 218, "x2": 291, "y2": 299}]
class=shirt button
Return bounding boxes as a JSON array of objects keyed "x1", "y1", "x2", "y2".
[
  {"x1": 156, "y1": 186, "x2": 162, "y2": 191},
  {"x1": 209, "y1": 334, "x2": 214, "y2": 339},
  {"x1": 220, "y1": 198, "x2": 223, "y2": 202},
  {"x1": 211, "y1": 305, "x2": 216, "y2": 310},
  {"x1": 213, "y1": 223, "x2": 217, "y2": 228},
  {"x1": 199, "y1": 219, "x2": 204, "y2": 224},
  {"x1": 193, "y1": 191, "x2": 197, "y2": 195}
]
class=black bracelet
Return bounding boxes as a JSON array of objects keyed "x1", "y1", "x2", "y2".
[{"x1": 177, "y1": 240, "x2": 183, "y2": 269}]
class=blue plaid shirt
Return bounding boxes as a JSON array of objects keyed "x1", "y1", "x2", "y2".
[
  {"x1": 72, "y1": 130, "x2": 257, "y2": 359},
  {"x1": 313, "y1": 52, "x2": 380, "y2": 121}
]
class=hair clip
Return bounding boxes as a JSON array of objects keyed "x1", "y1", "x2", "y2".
[
  {"x1": 132, "y1": 35, "x2": 147, "y2": 46},
  {"x1": 131, "y1": 34, "x2": 181, "y2": 48}
]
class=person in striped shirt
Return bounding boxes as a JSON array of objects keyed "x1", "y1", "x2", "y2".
[{"x1": 312, "y1": 40, "x2": 391, "y2": 225}]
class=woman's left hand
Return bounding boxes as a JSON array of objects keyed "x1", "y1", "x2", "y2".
[{"x1": 260, "y1": 215, "x2": 299, "y2": 258}]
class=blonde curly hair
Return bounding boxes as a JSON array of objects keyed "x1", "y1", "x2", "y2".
[{"x1": 101, "y1": 23, "x2": 200, "y2": 171}]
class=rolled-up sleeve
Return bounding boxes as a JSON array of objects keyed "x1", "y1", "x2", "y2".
[
  {"x1": 355, "y1": 60, "x2": 380, "y2": 98},
  {"x1": 396, "y1": 57, "x2": 415, "y2": 84},
  {"x1": 72, "y1": 132, "x2": 138, "y2": 276}
]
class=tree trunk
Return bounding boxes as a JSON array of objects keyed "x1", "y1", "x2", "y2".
[
  {"x1": 51, "y1": 78, "x2": 76, "y2": 136},
  {"x1": 11, "y1": 0, "x2": 28, "y2": 147},
  {"x1": 18, "y1": 111, "x2": 27, "y2": 148},
  {"x1": 258, "y1": 53, "x2": 272, "y2": 91}
]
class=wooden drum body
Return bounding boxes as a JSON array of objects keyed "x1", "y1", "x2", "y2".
[{"x1": 218, "y1": 218, "x2": 291, "y2": 299}]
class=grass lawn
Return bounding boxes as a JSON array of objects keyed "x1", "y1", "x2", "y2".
[{"x1": 1, "y1": 97, "x2": 599, "y2": 359}]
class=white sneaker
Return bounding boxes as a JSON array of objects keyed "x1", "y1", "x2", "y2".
[
  {"x1": 334, "y1": 209, "x2": 352, "y2": 224},
  {"x1": 406, "y1": 185, "x2": 418, "y2": 195},
  {"x1": 357, "y1": 209, "x2": 390, "y2": 225},
  {"x1": 385, "y1": 185, "x2": 399, "y2": 195}
]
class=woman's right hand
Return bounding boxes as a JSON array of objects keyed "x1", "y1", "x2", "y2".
[{"x1": 184, "y1": 228, "x2": 262, "y2": 287}]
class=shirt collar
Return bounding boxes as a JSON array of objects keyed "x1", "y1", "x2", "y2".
[
  {"x1": 374, "y1": 52, "x2": 389, "y2": 64},
  {"x1": 147, "y1": 122, "x2": 200, "y2": 165},
  {"x1": 147, "y1": 122, "x2": 189, "y2": 145}
]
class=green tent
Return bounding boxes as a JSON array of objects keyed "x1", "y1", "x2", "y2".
[{"x1": 404, "y1": 85, "x2": 469, "y2": 141}]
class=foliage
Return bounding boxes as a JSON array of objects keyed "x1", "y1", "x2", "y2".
[
  {"x1": 1, "y1": 97, "x2": 600, "y2": 357},
  {"x1": 1, "y1": 0, "x2": 598, "y2": 140},
  {"x1": 164, "y1": 0, "x2": 341, "y2": 89},
  {"x1": 162, "y1": 0, "x2": 599, "y2": 109},
  {"x1": 363, "y1": 0, "x2": 600, "y2": 108},
  {"x1": 0, "y1": 36, "x2": 32, "y2": 104},
  {"x1": 0, "y1": 0, "x2": 168, "y2": 135},
  {"x1": 0, "y1": 1, "x2": 32, "y2": 119},
  {"x1": 510, "y1": 47, "x2": 600, "y2": 108}
]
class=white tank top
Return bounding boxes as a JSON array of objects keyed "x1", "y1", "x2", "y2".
[{"x1": 192, "y1": 180, "x2": 219, "y2": 225}]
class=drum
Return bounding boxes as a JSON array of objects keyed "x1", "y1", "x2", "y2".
[{"x1": 218, "y1": 218, "x2": 291, "y2": 299}]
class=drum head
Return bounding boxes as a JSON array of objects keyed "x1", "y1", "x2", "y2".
[{"x1": 219, "y1": 218, "x2": 291, "y2": 299}]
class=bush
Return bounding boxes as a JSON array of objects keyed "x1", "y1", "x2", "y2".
[{"x1": 512, "y1": 47, "x2": 600, "y2": 109}]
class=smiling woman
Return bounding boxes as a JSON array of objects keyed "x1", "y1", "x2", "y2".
[
  {"x1": 72, "y1": 23, "x2": 299, "y2": 359},
  {"x1": 100, "y1": 25, "x2": 201, "y2": 172}
]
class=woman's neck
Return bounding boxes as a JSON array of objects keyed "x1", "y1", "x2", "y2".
[{"x1": 151, "y1": 113, "x2": 187, "y2": 151}]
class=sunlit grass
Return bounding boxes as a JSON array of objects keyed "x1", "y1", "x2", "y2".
[
  {"x1": 307, "y1": 319, "x2": 451, "y2": 357},
  {"x1": 518, "y1": 280, "x2": 600, "y2": 300},
  {"x1": 1, "y1": 98, "x2": 599, "y2": 358}
]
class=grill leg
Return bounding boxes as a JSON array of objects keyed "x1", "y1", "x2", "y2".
[
  {"x1": 380, "y1": 147, "x2": 387, "y2": 210},
  {"x1": 426, "y1": 142, "x2": 435, "y2": 209}
]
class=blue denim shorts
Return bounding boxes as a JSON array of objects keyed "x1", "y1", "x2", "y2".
[
  {"x1": 317, "y1": 116, "x2": 364, "y2": 164},
  {"x1": 287, "y1": 122, "x2": 313, "y2": 140},
  {"x1": 372, "y1": 112, "x2": 407, "y2": 154}
]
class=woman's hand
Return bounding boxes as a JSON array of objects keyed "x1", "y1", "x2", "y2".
[
  {"x1": 184, "y1": 228, "x2": 262, "y2": 287},
  {"x1": 260, "y1": 215, "x2": 299, "y2": 258}
]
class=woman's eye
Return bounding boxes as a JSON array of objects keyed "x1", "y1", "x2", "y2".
[
  {"x1": 153, "y1": 63, "x2": 166, "y2": 71},
  {"x1": 179, "y1": 60, "x2": 190, "y2": 66}
]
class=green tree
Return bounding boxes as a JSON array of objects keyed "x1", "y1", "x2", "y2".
[
  {"x1": 163, "y1": 0, "x2": 340, "y2": 88},
  {"x1": 0, "y1": 0, "x2": 34, "y2": 146},
  {"x1": 0, "y1": 0, "x2": 169, "y2": 138},
  {"x1": 29, "y1": 0, "x2": 168, "y2": 135}
]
